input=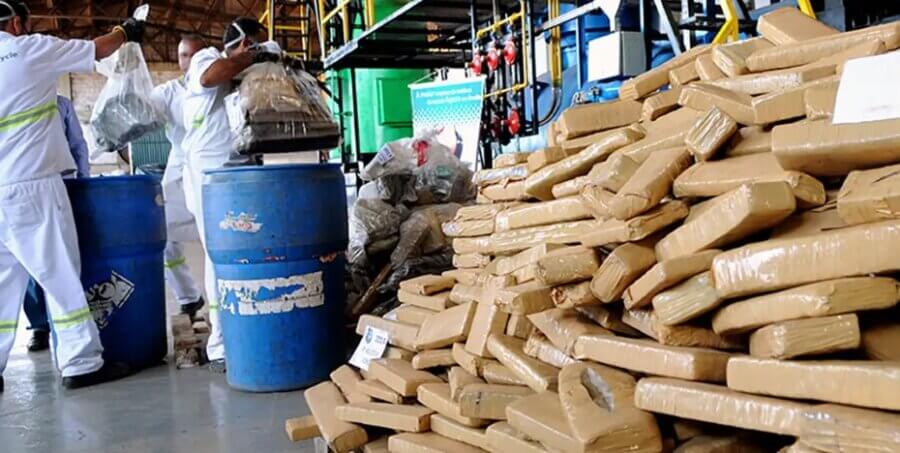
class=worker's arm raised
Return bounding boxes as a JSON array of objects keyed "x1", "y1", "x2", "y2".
[
  {"x1": 198, "y1": 51, "x2": 255, "y2": 88},
  {"x1": 93, "y1": 18, "x2": 144, "y2": 60}
]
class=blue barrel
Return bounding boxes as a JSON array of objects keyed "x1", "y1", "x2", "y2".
[
  {"x1": 65, "y1": 176, "x2": 168, "y2": 370},
  {"x1": 202, "y1": 164, "x2": 348, "y2": 392}
]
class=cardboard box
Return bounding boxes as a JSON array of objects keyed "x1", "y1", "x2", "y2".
[
  {"x1": 669, "y1": 62, "x2": 699, "y2": 87},
  {"x1": 641, "y1": 87, "x2": 682, "y2": 122},
  {"x1": 724, "y1": 126, "x2": 771, "y2": 157},
  {"x1": 622, "y1": 308, "x2": 744, "y2": 351},
  {"x1": 713, "y1": 277, "x2": 898, "y2": 335},
  {"x1": 634, "y1": 377, "x2": 810, "y2": 436},
  {"x1": 579, "y1": 184, "x2": 614, "y2": 220},
  {"x1": 363, "y1": 437, "x2": 389, "y2": 453},
  {"x1": 712, "y1": 220, "x2": 900, "y2": 298},
  {"x1": 495, "y1": 197, "x2": 591, "y2": 233},
  {"x1": 799, "y1": 404, "x2": 900, "y2": 453},
  {"x1": 493, "y1": 281, "x2": 554, "y2": 315},
  {"x1": 590, "y1": 241, "x2": 658, "y2": 303},
  {"x1": 453, "y1": 342, "x2": 491, "y2": 376},
  {"x1": 728, "y1": 357, "x2": 900, "y2": 411},
  {"x1": 580, "y1": 200, "x2": 689, "y2": 248},
  {"x1": 573, "y1": 335, "x2": 731, "y2": 382},
  {"x1": 659, "y1": 181, "x2": 798, "y2": 260},
  {"x1": 458, "y1": 384, "x2": 534, "y2": 420},
  {"x1": 480, "y1": 181, "x2": 531, "y2": 202},
  {"x1": 429, "y1": 414, "x2": 490, "y2": 450},
  {"x1": 673, "y1": 435, "x2": 767, "y2": 453},
  {"x1": 486, "y1": 334, "x2": 558, "y2": 392},
  {"x1": 418, "y1": 383, "x2": 487, "y2": 428},
  {"x1": 357, "y1": 379, "x2": 404, "y2": 404},
  {"x1": 453, "y1": 253, "x2": 491, "y2": 269},
  {"x1": 443, "y1": 220, "x2": 495, "y2": 238},
  {"x1": 527, "y1": 308, "x2": 612, "y2": 355},
  {"x1": 331, "y1": 365, "x2": 374, "y2": 404},
  {"x1": 449, "y1": 366, "x2": 485, "y2": 401},
  {"x1": 679, "y1": 83, "x2": 755, "y2": 125},
  {"x1": 551, "y1": 281, "x2": 599, "y2": 309},
  {"x1": 624, "y1": 250, "x2": 719, "y2": 309},
  {"x1": 401, "y1": 275, "x2": 457, "y2": 296},
  {"x1": 494, "y1": 152, "x2": 530, "y2": 168},
  {"x1": 837, "y1": 164, "x2": 900, "y2": 226},
  {"x1": 400, "y1": 290, "x2": 454, "y2": 311},
  {"x1": 505, "y1": 314, "x2": 534, "y2": 339},
  {"x1": 413, "y1": 349, "x2": 456, "y2": 370},
  {"x1": 416, "y1": 302, "x2": 477, "y2": 350},
  {"x1": 804, "y1": 83, "x2": 838, "y2": 120},
  {"x1": 652, "y1": 271, "x2": 722, "y2": 326},
  {"x1": 368, "y1": 359, "x2": 442, "y2": 397},
  {"x1": 527, "y1": 146, "x2": 569, "y2": 172},
  {"x1": 535, "y1": 247, "x2": 600, "y2": 287},
  {"x1": 485, "y1": 422, "x2": 547, "y2": 453},
  {"x1": 525, "y1": 128, "x2": 644, "y2": 200},
  {"x1": 694, "y1": 54, "x2": 725, "y2": 81},
  {"x1": 474, "y1": 164, "x2": 530, "y2": 187},
  {"x1": 749, "y1": 314, "x2": 860, "y2": 360},
  {"x1": 466, "y1": 302, "x2": 510, "y2": 358},
  {"x1": 711, "y1": 36, "x2": 773, "y2": 76},
  {"x1": 481, "y1": 361, "x2": 527, "y2": 387},
  {"x1": 673, "y1": 153, "x2": 826, "y2": 208},
  {"x1": 756, "y1": 6, "x2": 838, "y2": 45},
  {"x1": 304, "y1": 382, "x2": 369, "y2": 452},
  {"x1": 772, "y1": 118, "x2": 900, "y2": 177},
  {"x1": 396, "y1": 305, "x2": 440, "y2": 326},
  {"x1": 619, "y1": 45, "x2": 711, "y2": 100},
  {"x1": 685, "y1": 107, "x2": 737, "y2": 162},
  {"x1": 356, "y1": 315, "x2": 419, "y2": 351},
  {"x1": 489, "y1": 220, "x2": 603, "y2": 255},
  {"x1": 556, "y1": 100, "x2": 643, "y2": 140},
  {"x1": 285, "y1": 415, "x2": 320, "y2": 442},
  {"x1": 523, "y1": 331, "x2": 578, "y2": 368},
  {"x1": 861, "y1": 323, "x2": 900, "y2": 361},
  {"x1": 575, "y1": 305, "x2": 641, "y2": 336},
  {"x1": 607, "y1": 147, "x2": 693, "y2": 220},
  {"x1": 388, "y1": 432, "x2": 483, "y2": 453},
  {"x1": 336, "y1": 402, "x2": 433, "y2": 432}
]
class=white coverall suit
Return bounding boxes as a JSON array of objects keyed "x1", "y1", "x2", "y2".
[
  {"x1": 150, "y1": 79, "x2": 203, "y2": 306},
  {"x1": 0, "y1": 31, "x2": 105, "y2": 377}
]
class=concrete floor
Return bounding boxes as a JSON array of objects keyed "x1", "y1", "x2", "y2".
[{"x1": 0, "y1": 242, "x2": 318, "y2": 453}]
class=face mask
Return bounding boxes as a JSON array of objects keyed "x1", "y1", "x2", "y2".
[{"x1": 224, "y1": 22, "x2": 248, "y2": 50}]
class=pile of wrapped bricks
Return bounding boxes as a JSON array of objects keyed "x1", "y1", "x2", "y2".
[{"x1": 293, "y1": 9, "x2": 900, "y2": 453}]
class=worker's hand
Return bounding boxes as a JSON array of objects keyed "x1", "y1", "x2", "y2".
[
  {"x1": 116, "y1": 18, "x2": 145, "y2": 43},
  {"x1": 253, "y1": 51, "x2": 281, "y2": 64}
]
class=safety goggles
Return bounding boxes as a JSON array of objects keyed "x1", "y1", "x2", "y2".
[
  {"x1": 0, "y1": 0, "x2": 29, "y2": 22},
  {"x1": 224, "y1": 22, "x2": 247, "y2": 50}
]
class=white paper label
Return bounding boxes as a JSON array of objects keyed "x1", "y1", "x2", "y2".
[
  {"x1": 832, "y1": 51, "x2": 900, "y2": 125},
  {"x1": 349, "y1": 326, "x2": 389, "y2": 370}
]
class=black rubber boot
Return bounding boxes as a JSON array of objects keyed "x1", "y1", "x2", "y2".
[
  {"x1": 62, "y1": 362, "x2": 133, "y2": 390},
  {"x1": 179, "y1": 297, "x2": 206, "y2": 320},
  {"x1": 208, "y1": 359, "x2": 226, "y2": 374},
  {"x1": 27, "y1": 329, "x2": 50, "y2": 352},
  {"x1": 0, "y1": 376, "x2": 4, "y2": 393}
]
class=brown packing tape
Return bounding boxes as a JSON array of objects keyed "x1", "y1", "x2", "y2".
[
  {"x1": 652, "y1": 271, "x2": 723, "y2": 326},
  {"x1": 575, "y1": 305, "x2": 641, "y2": 336},
  {"x1": 453, "y1": 253, "x2": 492, "y2": 269},
  {"x1": 749, "y1": 314, "x2": 860, "y2": 360},
  {"x1": 588, "y1": 153, "x2": 640, "y2": 193},
  {"x1": 590, "y1": 242, "x2": 658, "y2": 303},
  {"x1": 658, "y1": 181, "x2": 797, "y2": 261},
  {"x1": 861, "y1": 323, "x2": 900, "y2": 362},
  {"x1": 621, "y1": 308, "x2": 744, "y2": 351},
  {"x1": 634, "y1": 377, "x2": 811, "y2": 436},
  {"x1": 678, "y1": 83, "x2": 755, "y2": 125},
  {"x1": 285, "y1": 415, "x2": 320, "y2": 442},
  {"x1": 641, "y1": 87, "x2": 683, "y2": 122},
  {"x1": 837, "y1": 164, "x2": 900, "y2": 226},
  {"x1": 357, "y1": 379, "x2": 405, "y2": 404},
  {"x1": 418, "y1": 383, "x2": 487, "y2": 428},
  {"x1": 727, "y1": 357, "x2": 900, "y2": 411},
  {"x1": 712, "y1": 220, "x2": 900, "y2": 298},
  {"x1": 453, "y1": 342, "x2": 491, "y2": 376},
  {"x1": 401, "y1": 274, "x2": 457, "y2": 295},
  {"x1": 535, "y1": 247, "x2": 600, "y2": 286},
  {"x1": 443, "y1": 220, "x2": 495, "y2": 238},
  {"x1": 356, "y1": 315, "x2": 420, "y2": 351},
  {"x1": 623, "y1": 249, "x2": 719, "y2": 310},
  {"x1": 724, "y1": 126, "x2": 772, "y2": 157},
  {"x1": 495, "y1": 197, "x2": 592, "y2": 233},
  {"x1": 399, "y1": 290, "x2": 454, "y2": 311},
  {"x1": 523, "y1": 331, "x2": 578, "y2": 368},
  {"x1": 494, "y1": 152, "x2": 531, "y2": 168},
  {"x1": 804, "y1": 83, "x2": 838, "y2": 120},
  {"x1": 527, "y1": 308, "x2": 612, "y2": 355},
  {"x1": 458, "y1": 383, "x2": 534, "y2": 420},
  {"x1": 486, "y1": 334, "x2": 558, "y2": 392},
  {"x1": 685, "y1": 107, "x2": 738, "y2": 162},
  {"x1": 750, "y1": 74, "x2": 838, "y2": 125},
  {"x1": 573, "y1": 335, "x2": 732, "y2": 382},
  {"x1": 474, "y1": 164, "x2": 530, "y2": 187},
  {"x1": 607, "y1": 146, "x2": 692, "y2": 220},
  {"x1": 669, "y1": 62, "x2": 699, "y2": 87},
  {"x1": 694, "y1": 54, "x2": 726, "y2": 82},
  {"x1": 706, "y1": 65, "x2": 835, "y2": 96},
  {"x1": 336, "y1": 402, "x2": 433, "y2": 432},
  {"x1": 506, "y1": 314, "x2": 535, "y2": 339},
  {"x1": 711, "y1": 37, "x2": 774, "y2": 77},
  {"x1": 619, "y1": 45, "x2": 711, "y2": 100},
  {"x1": 388, "y1": 432, "x2": 484, "y2": 453},
  {"x1": 799, "y1": 404, "x2": 900, "y2": 453},
  {"x1": 485, "y1": 422, "x2": 548, "y2": 453},
  {"x1": 466, "y1": 301, "x2": 510, "y2": 358},
  {"x1": 415, "y1": 301, "x2": 477, "y2": 350},
  {"x1": 556, "y1": 100, "x2": 643, "y2": 140},
  {"x1": 480, "y1": 181, "x2": 532, "y2": 202},
  {"x1": 429, "y1": 414, "x2": 491, "y2": 450},
  {"x1": 489, "y1": 220, "x2": 603, "y2": 255},
  {"x1": 413, "y1": 349, "x2": 457, "y2": 370},
  {"x1": 552, "y1": 281, "x2": 599, "y2": 308},
  {"x1": 492, "y1": 281, "x2": 555, "y2": 315},
  {"x1": 525, "y1": 127, "x2": 644, "y2": 201},
  {"x1": 304, "y1": 382, "x2": 370, "y2": 452},
  {"x1": 580, "y1": 200, "x2": 689, "y2": 248},
  {"x1": 331, "y1": 365, "x2": 374, "y2": 404},
  {"x1": 368, "y1": 358, "x2": 443, "y2": 397},
  {"x1": 756, "y1": 6, "x2": 838, "y2": 45}
]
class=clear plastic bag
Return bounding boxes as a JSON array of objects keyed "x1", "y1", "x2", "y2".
[
  {"x1": 90, "y1": 43, "x2": 165, "y2": 153},
  {"x1": 348, "y1": 198, "x2": 405, "y2": 267}
]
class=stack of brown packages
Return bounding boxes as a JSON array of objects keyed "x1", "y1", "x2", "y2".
[{"x1": 291, "y1": 9, "x2": 900, "y2": 453}]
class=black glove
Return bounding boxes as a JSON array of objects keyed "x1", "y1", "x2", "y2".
[
  {"x1": 253, "y1": 51, "x2": 281, "y2": 64},
  {"x1": 117, "y1": 18, "x2": 145, "y2": 43}
]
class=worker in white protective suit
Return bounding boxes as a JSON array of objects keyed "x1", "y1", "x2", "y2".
[
  {"x1": 0, "y1": 0, "x2": 143, "y2": 391},
  {"x1": 181, "y1": 17, "x2": 282, "y2": 373},
  {"x1": 150, "y1": 34, "x2": 207, "y2": 319}
]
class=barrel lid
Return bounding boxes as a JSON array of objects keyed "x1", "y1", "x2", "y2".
[
  {"x1": 64, "y1": 174, "x2": 158, "y2": 187},
  {"x1": 204, "y1": 163, "x2": 342, "y2": 176}
]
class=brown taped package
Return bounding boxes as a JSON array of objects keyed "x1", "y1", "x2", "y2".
[
  {"x1": 861, "y1": 323, "x2": 900, "y2": 361},
  {"x1": 528, "y1": 146, "x2": 569, "y2": 172},
  {"x1": 430, "y1": 414, "x2": 490, "y2": 450},
  {"x1": 622, "y1": 308, "x2": 743, "y2": 350},
  {"x1": 506, "y1": 314, "x2": 534, "y2": 339},
  {"x1": 357, "y1": 379, "x2": 404, "y2": 404},
  {"x1": 685, "y1": 107, "x2": 737, "y2": 162},
  {"x1": 746, "y1": 22, "x2": 900, "y2": 72},
  {"x1": 466, "y1": 302, "x2": 510, "y2": 358},
  {"x1": 506, "y1": 391, "x2": 596, "y2": 453},
  {"x1": 556, "y1": 100, "x2": 643, "y2": 140},
  {"x1": 652, "y1": 271, "x2": 723, "y2": 326},
  {"x1": 579, "y1": 184, "x2": 614, "y2": 221},
  {"x1": 674, "y1": 435, "x2": 767, "y2": 453},
  {"x1": 634, "y1": 377, "x2": 810, "y2": 436},
  {"x1": 386, "y1": 347, "x2": 418, "y2": 362},
  {"x1": 772, "y1": 118, "x2": 900, "y2": 177},
  {"x1": 527, "y1": 308, "x2": 612, "y2": 355},
  {"x1": 443, "y1": 220, "x2": 495, "y2": 238},
  {"x1": 512, "y1": 265, "x2": 535, "y2": 284},
  {"x1": 641, "y1": 87, "x2": 683, "y2": 122},
  {"x1": 450, "y1": 284, "x2": 487, "y2": 305},
  {"x1": 590, "y1": 241, "x2": 658, "y2": 303},
  {"x1": 449, "y1": 366, "x2": 485, "y2": 401},
  {"x1": 495, "y1": 197, "x2": 591, "y2": 233},
  {"x1": 494, "y1": 152, "x2": 530, "y2": 168},
  {"x1": 305, "y1": 382, "x2": 369, "y2": 452},
  {"x1": 389, "y1": 432, "x2": 484, "y2": 453},
  {"x1": 712, "y1": 277, "x2": 899, "y2": 335},
  {"x1": 749, "y1": 314, "x2": 860, "y2": 359},
  {"x1": 756, "y1": 6, "x2": 837, "y2": 45},
  {"x1": 707, "y1": 65, "x2": 834, "y2": 96},
  {"x1": 416, "y1": 302, "x2": 477, "y2": 350},
  {"x1": 694, "y1": 54, "x2": 725, "y2": 81},
  {"x1": 575, "y1": 305, "x2": 641, "y2": 336},
  {"x1": 678, "y1": 83, "x2": 755, "y2": 125},
  {"x1": 624, "y1": 249, "x2": 719, "y2": 309},
  {"x1": 525, "y1": 127, "x2": 644, "y2": 201},
  {"x1": 621, "y1": 109, "x2": 704, "y2": 164},
  {"x1": 559, "y1": 362, "x2": 662, "y2": 451},
  {"x1": 455, "y1": 204, "x2": 518, "y2": 222},
  {"x1": 368, "y1": 359, "x2": 442, "y2": 397},
  {"x1": 619, "y1": 45, "x2": 711, "y2": 100},
  {"x1": 494, "y1": 243, "x2": 566, "y2": 275},
  {"x1": 589, "y1": 153, "x2": 640, "y2": 192},
  {"x1": 673, "y1": 153, "x2": 826, "y2": 208},
  {"x1": 402, "y1": 275, "x2": 457, "y2": 295},
  {"x1": 552, "y1": 281, "x2": 599, "y2": 308},
  {"x1": 336, "y1": 402, "x2": 433, "y2": 432},
  {"x1": 418, "y1": 383, "x2": 487, "y2": 428},
  {"x1": 801, "y1": 37, "x2": 887, "y2": 72},
  {"x1": 486, "y1": 334, "x2": 558, "y2": 392},
  {"x1": 804, "y1": 83, "x2": 837, "y2": 120},
  {"x1": 482, "y1": 362, "x2": 528, "y2": 386},
  {"x1": 453, "y1": 342, "x2": 491, "y2": 376},
  {"x1": 657, "y1": 181, "x2": 797, "y2": 261},
  {"x1": 838, "y1": 164, "x2": 900, "y2": 226},
  {"x1": 474, "y1": 164, "x2": 530, "y2": 187},
  {"x1": 413, "y1": 349, "x2": 457, "y2": 370},
  {"x1": 799, "y1": 404, "x2": 900, "y2": 453},
  {"x1": 573, "y1": 335, "x2": 731, "y2": 382},
  {"x1": 458, "y1": 384, "x2": 534, "y2": 420},
  {"x1": 535, "y1": 247, "x2": 600, "y2": 286},
  {"x1": 400, "y1": 290, "x2": 454, "y2": 311},
  {"x1": 711, "y1": 37, "x2": 773, "y2": 76},
  {"x1": 285, "y1": 415, "x2": 320, "y2": 442},
  {"x1": 492, "y1": 281, "x2": 554, "y2": 315},
  {"x1": 480, "y1": 181, "x2": 531, "y2": 202},
  {"x1": 725, "y1": 126, "x2": 771, "y2": 157},
  {"x1": 331, "y1": 365, "x2": 374, "y2": 404},
  {"x1": 453, "y1": 238, "x2": 492, "y2": 256},
  {"x1": 489, "y1": 220, "x2": 603, "y2": 255},
  {"x1": 357, "y1": 315, "x2": 419, "y2": 351},
  {"x1": 607, "y1": 147, "x2": 693, "y2": 220},
  {"x1": 728, "y1": 357, "x2": 900, "y2": 410},
  {"x1": 485, "y1": 422, "x2": 548, "y2": 453},
  {"x1": 771, "y1": 206, "x2": 847, "y2": 239},
  {"x1": 669, "y1": 63, "x2": 700, "y2": 87},
  {"x1": 523, "y1": 331, "x2": 578, "y2": 368},
  {"x1": 454, "y1": 253, "x2": 491, "y2": 269},
  {"x1": 751, "y1": 74, "x2": 838, "y2": 125},
  {"x1": 444, "y1": 269, "x2": 484, "y2": 287},
  {"x1": 712, "y1": 220, "x2": 900, "y2": 298}
]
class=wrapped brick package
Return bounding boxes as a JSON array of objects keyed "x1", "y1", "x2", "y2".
[
  {"x1": 624, "y1": 249, "x2": 719, "y2": 310},
  {"x1": 590, "y1": 241, "x2": 658, "y2": 303},
  {"x1": 861, "y1": 323, "x2": 900, "y2": 362},
  {"x1": 607, "y1": 146, "x2": 693, "y2": 220},
  {"x1": 482, "y1": 362, "x2": 528, "y2": 386},
  {"x1": 556, "y1": 99, "x2": 643, "y2": 140},
  {"x1": 388, "y1": 432, "x2": 482, "y2": 453},
  {"x1": 356, "y1": 315, "x2": 419, "y2": 351},
  {"x1": 368, "y1": 359, "x2": 443, "y2": 397},
  {"x1": 641, "y1": 87, "x2": 683, "y2": 122},
  {"x1": 770, "y1": 206, "x2": 848, "y2": 240},
  {"x1": 398, "y1": 290, "x2": 453, "y2": 311},
  {"x1": 579, "y1": 184, "x2": 615, "y2": 220},
  {"x1": 837, "y1": 163, "x2": 900, "y2": 226},
  {"x1": 415, "y1": 301, "x2": 477, "y2": 350},
  {"x1": 589, "y1": 153, "x2": 640, "y2": 192},
  {"x1": 580, "y1": 200, "x2": 689, "y2": 248},
  {"x1": 428, "y1": 414, "x2": 490, "y2": 450},
  {"x1": 575, "y1": 305, "x2": 640, "y2": 336},
  {"x1": 494, "y1": 243, "x2": 566, "y2": 275},
  {"x1": 725, "y1": 126, "x2": 772, "y2": 157},
  {"x1": 799, "y1": 404, "x2": 900, "y2": 453},
  {"x1": 711, "y1": 37, "x2": 773, "y2": 76},
  {"x1": 554, "y1": 175, "x2": 594, "y2": 199},
  {"x1": 486, "y1": 334, "x2": 558, "y2": 392},
  {"x1": 652, "y1": 271, "x2": 723, "y2": 326},
  {"x1": 495, "y1": 197, "x2": 591, "y2": 232},
  {"x1": 488, "y1": 220, "x2": 602, "y2": 255},
  {"x1": 305, "y1": 382, "x2": 369, "y2": 452},
  {"x1": 466, "y1": 301, "x2": 510, "y2": 358},
  {"x1": 678, "y1": 83, "x2": 755, "y2": 125},
  {"x1": 400, "y1": 275, "x2": 456, "y2": 295},
  {"x1": 441, "y1": 220, "x2": 494, "y2": 238},
  {"x1": 453, "y1": 253, "x2": 491, "y2": 269},
  {"x1": 523, "y1": 331, "x2": 578, "y2": 368},
  {"x1": 412, "y1": 349, "x2": 456, "y2": 370},
  {"x1": 454, "y1": 203, "x2": 518, "y2": 222},
  {"x1": 804, "y1": 83, "x2": 838, "y2": 120},
  {"x1": 748, "y1": 314, "x2": 861, "y2": 360},
  {"x1": 448, "y1": 366, "x2": 484, "y2": 401},
  {"x1": 494, "y1": 152, "x2": 530, "y2": 168},
  {"x1": 694, "y1": 54, "x2": 726, "y2": 81},
  {"x1": 707, "y1": 65, "x2": 834, "y2": 96},
  {"x1": 552, "y1": 281, "x2": 600, "y2": 308},
  {"x1": 356, "y1": 379, "x2": 404, "y2": 404},
  {"x1": 480, "y1": 181, "x2": 530, "y2": 202},
  {"x1": 622, "y1": 308, "x2": 743, "y2": 351},
  {"x1": 473, "y1": 164, "x2": 530, "y2": 187},
  {"x1": 535, "y1": 246, "x2": 600, "y2": 286},
  {"x1": 492, "y1": 281, "x2": 554, "y2": 315},
  {"x1": 756, "y1": 6, "x2": 838, "y2": 45},
  {"x1": 684, "y1": 107, "x2": 738, "y2": 162},
  {"x1": 417, "y1": 383, "x2": 486, "y2": 428},
  {"x1": 527, "y1": 146, "x2": 569, "y2": 172},
  {"x1": 619, "y1": 45, "x2": 710, "y2": 100},
  {"x1": 669, "y1": 62, "x2": 699, "y2": 87},
  {"x1": 485, "y1": 422, "x2": 546, "y2": 453},
  {"x1": 457, "y1": 384, "x2": 533, "y2": 420},
  {"x1": 527, "y1": 308, "x2": 612, "y2": 355}
]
